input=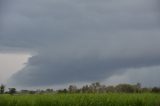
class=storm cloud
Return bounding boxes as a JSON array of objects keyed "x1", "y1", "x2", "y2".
[{"x1": 0, "y1": 0, "x2": 160, "y2": 87}]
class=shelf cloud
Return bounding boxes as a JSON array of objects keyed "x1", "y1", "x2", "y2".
[{"x1": 0, "y1": 0, "x2": 160, "y2": 87}]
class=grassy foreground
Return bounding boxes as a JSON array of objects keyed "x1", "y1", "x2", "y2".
[{"x1": 0, "y1": 93, "x2": 160, "y2": 106}]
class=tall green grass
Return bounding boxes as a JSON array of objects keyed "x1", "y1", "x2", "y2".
[{"x1": 0, "y1": 93, "x2": 160, "y2": 106}]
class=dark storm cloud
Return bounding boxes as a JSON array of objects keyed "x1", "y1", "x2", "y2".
[
  {"x1": 9, "y1": 52, "x2": 160, "y2": 86},
  {"x1": 0, "y1": 0, "x2": 160, "y2": 86}
]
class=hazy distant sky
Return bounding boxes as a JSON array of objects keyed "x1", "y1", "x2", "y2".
[
  {"x1": 0, "y1": 53, "x2": 30, "y2": 84},
  {"x1": 0, "y1": 0, "x2": 160, "y2": 88}
]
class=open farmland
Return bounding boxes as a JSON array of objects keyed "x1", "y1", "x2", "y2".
[{"x1": 0, "y1": 93, "x2": 160, "y2": 106}]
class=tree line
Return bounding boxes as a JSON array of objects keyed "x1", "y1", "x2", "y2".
[
  {"x1": 0, "y1": 84, "x2": 16, "y2": 94},
  {"x1": 0, "y1": 82, "x2": 160, "y2": 95}
]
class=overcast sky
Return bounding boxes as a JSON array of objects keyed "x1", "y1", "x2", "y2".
[{"x1": 0, "y1": 0, "x2": 160, "y2": 88}]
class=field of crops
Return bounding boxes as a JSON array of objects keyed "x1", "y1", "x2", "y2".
[{"x1": 0, "y1": 93, "x2": 160, "y2": 106}]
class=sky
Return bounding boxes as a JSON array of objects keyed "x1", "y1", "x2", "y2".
[
  {"x1": 0, "y1": 0, "x2": 160, "y2": 88},
  {"x1": 0, "y1": 53, "x2": 30, "y2": 84}
]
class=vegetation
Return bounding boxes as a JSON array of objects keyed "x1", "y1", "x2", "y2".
[
  {"x1": 0, "y1": 84, "x2": 5, "y2": 94},
  {"x1": 8, "y1": 88, "x2": 16, "y2": 95},
  {"x1": 1, "y1": 82, "x2": 160, "y2": 94},
  {"x1": 0, "y1": 93, "x2": 160, "y2": 106},
  {"x1": 0, "y1": 82, "x2": 160, "y2": 106}
]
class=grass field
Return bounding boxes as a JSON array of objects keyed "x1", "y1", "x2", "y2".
[{"x1": 0, "y1": 93, "x2": 160, "y2": 106}]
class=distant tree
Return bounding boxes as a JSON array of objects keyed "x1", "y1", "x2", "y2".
[
  {"x1": 36, "y1": 89, "x2": 45, "y2": 94},
  {"x1": 89, "y1": 82, "x2": 101, "y2": 93},
  {"x1": 8, "y1": 88, "x2": 16, "y2": 95},
  {"x1": 105, "y1": 86, "x2": 115, "y2": 93},
  {"x1": 20, "y1": 90, "x2": 29, "y2": 94},
  {"x1": 99, "y1": 85, "x2": 106, "y2": 93},
  {"x1": 63, "y1": 89, "x2": 68, "y2": 93},
  {"x1": 116, "y1": 84, "x2": 135, "y2": 93},
  {"x1": 29, "y1": 91, "x2": 36, "y2": 94},
  {"x1": 57, "y1": 90, "x2": 63, "y2": 93},
  {"x1": 136, "y1": 83, "x2": 141, "y2": 89},
  {"x1": 68, "y1": 85, "x2": 77, "y2": 93},
  {"x1": 0, "y1": 84, "x2": 5, "y2": 94},
  {"x1": 82, "y1": 85, "x2": 90, "y2": 93},
  {"x1": 91, "y1": 82, "x2": 100, "y2": 88},
  {"x1": 134, "y1": 83, "x2": 142, "y2": 93},
  {"x1": 57, "y1": 89, "x2": 68, "y2": 93},
  {"x1": 152, "y1": 87, "x2": 160, "y2": 93},
  {"x1": 46, "y1": 89, "x2": 54, "y2": 93}
]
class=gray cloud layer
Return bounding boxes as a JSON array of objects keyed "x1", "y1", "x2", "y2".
[{"x1": 0, "y1": 0, "x2": 160, "y2": 87}]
